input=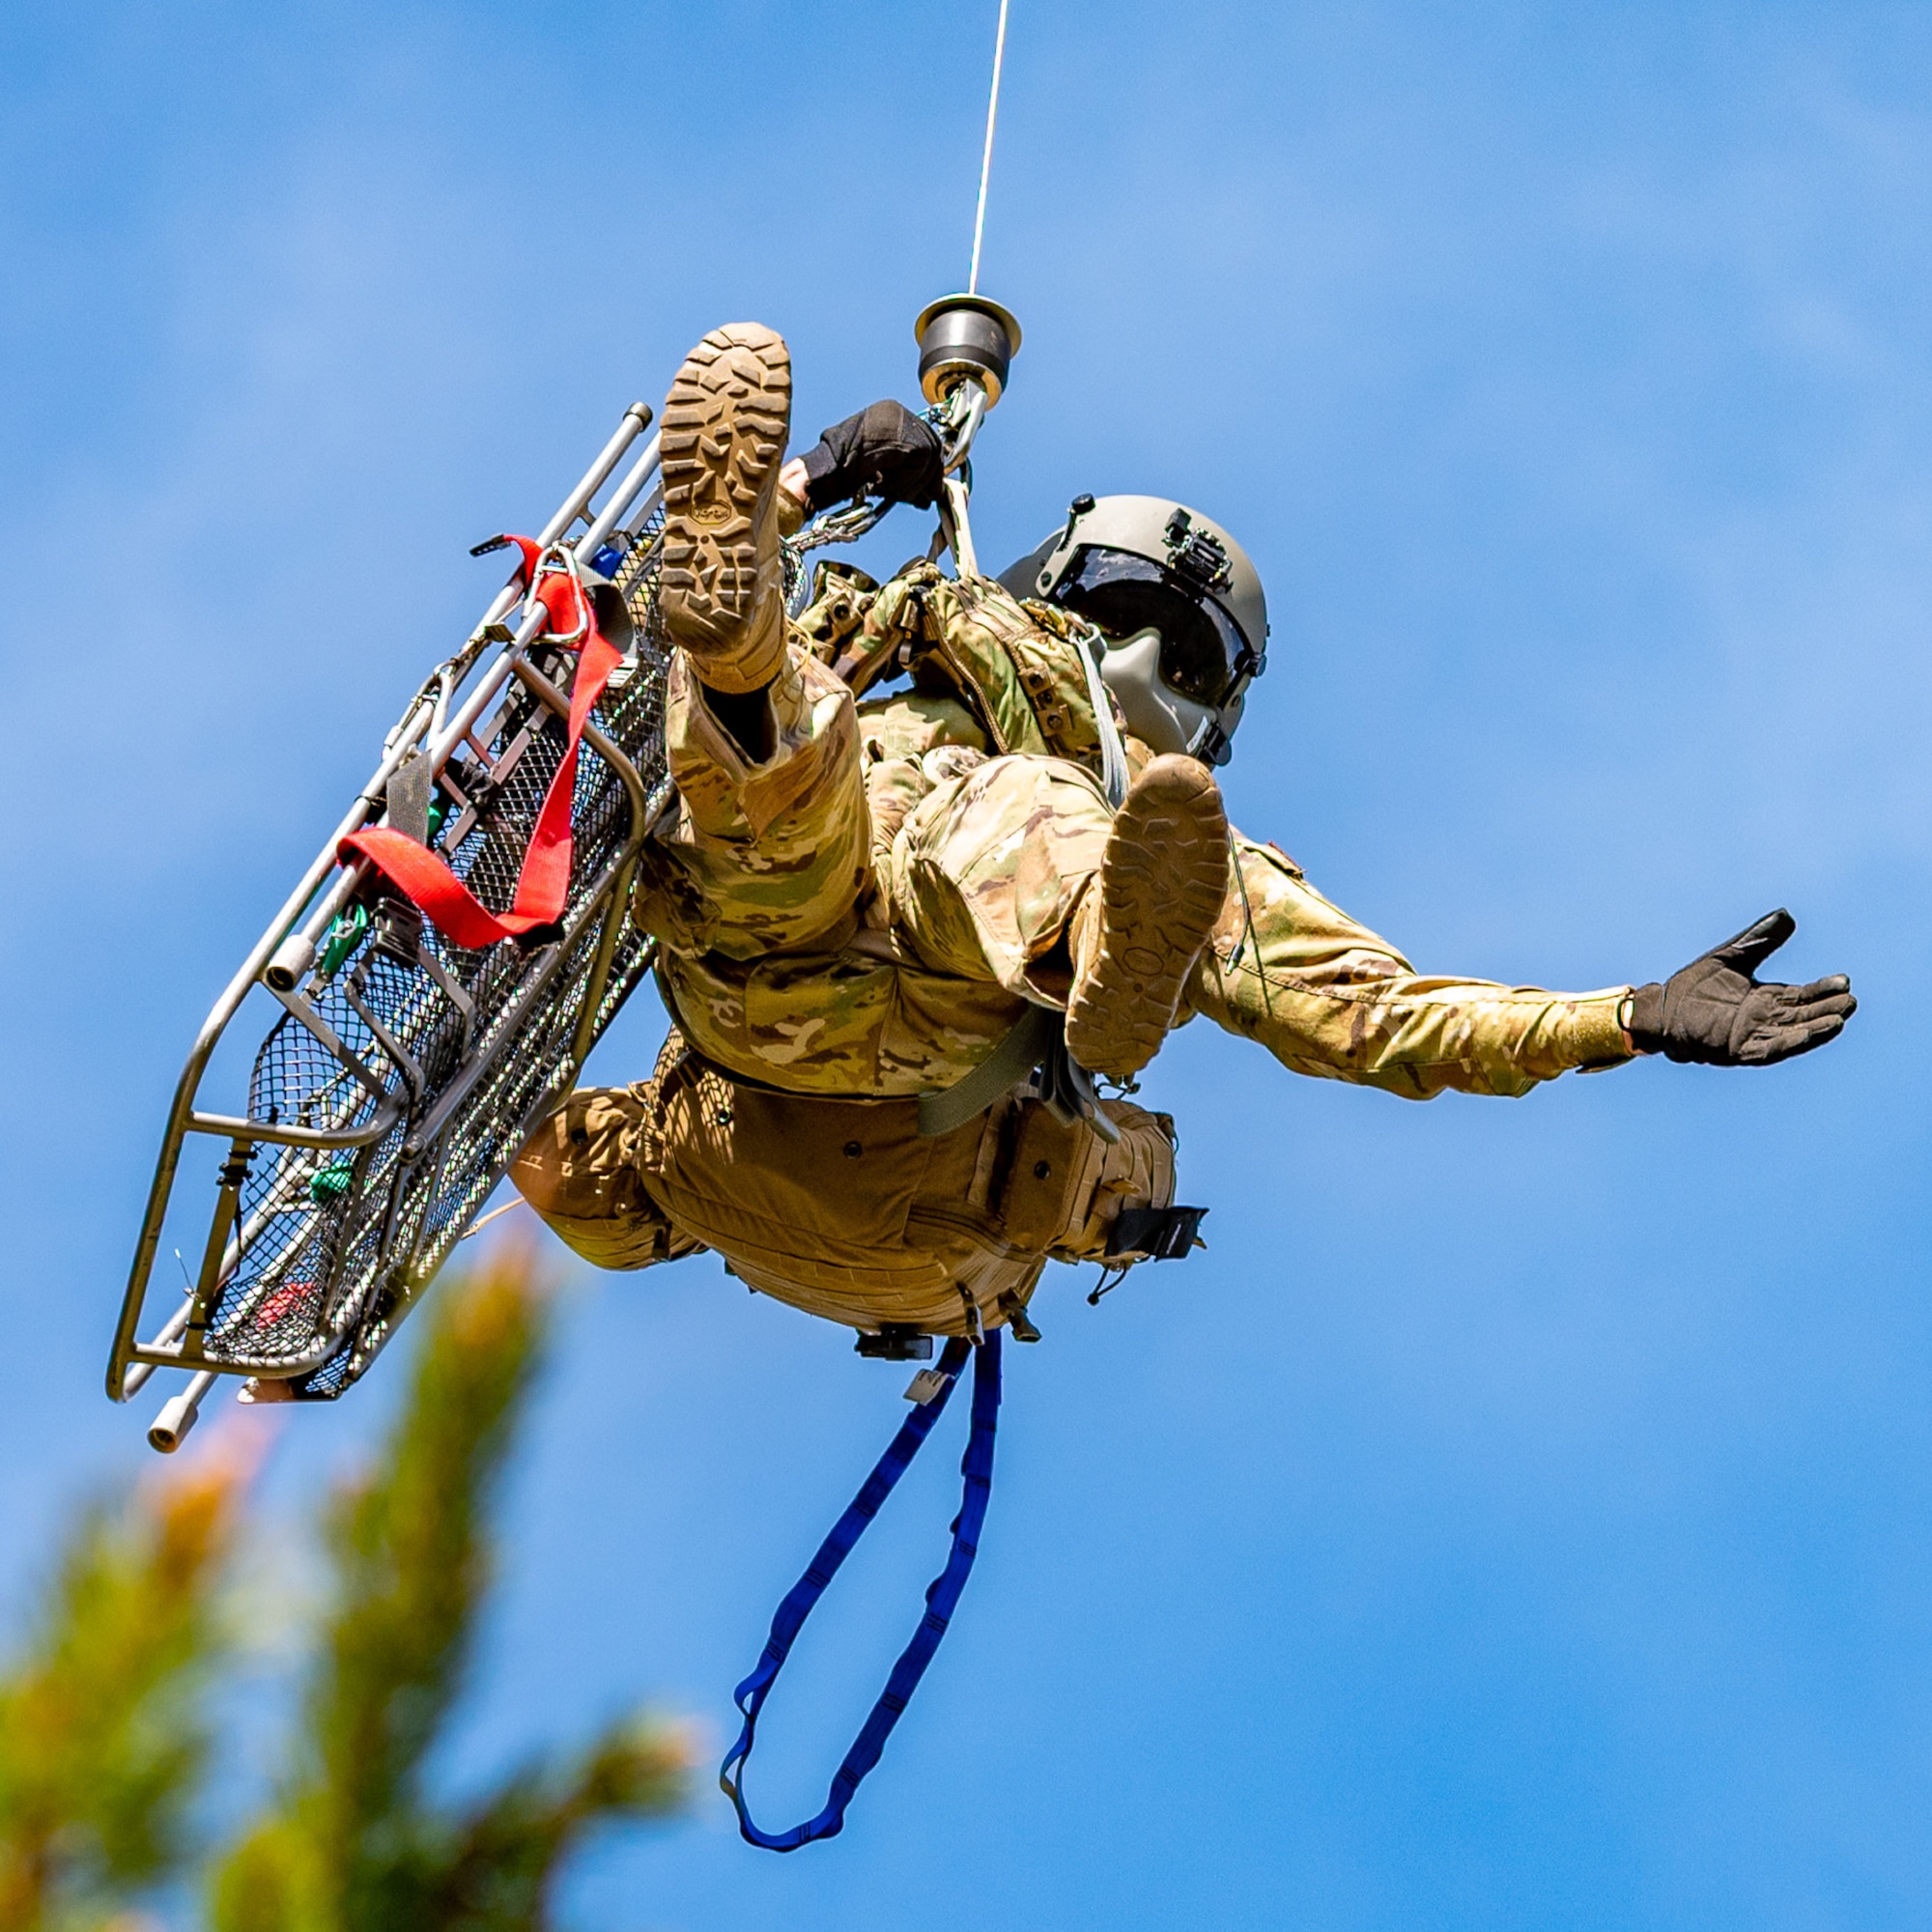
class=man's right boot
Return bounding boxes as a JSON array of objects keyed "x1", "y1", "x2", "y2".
[
  {"x1": 1065, "y1": 754, "x2": 1231, "y2": 1080},
  {"x1": 659, "y1": 322, "x2": 793, "y2": 695}
]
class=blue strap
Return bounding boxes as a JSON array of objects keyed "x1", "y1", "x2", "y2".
[{"x1": 719, "y1": 1329, "x2": 1003, "y2": 1851}]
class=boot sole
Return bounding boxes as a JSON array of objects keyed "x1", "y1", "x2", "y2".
[
  {"x1": 658, "y1": 323, "x2": 791, "y2": 657},
  {"x1": 1065, "y1": 755, "x2": 1230, "y2": 1079}
]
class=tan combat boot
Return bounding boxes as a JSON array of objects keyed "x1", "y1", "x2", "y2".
[
  {"x1": 1065, "y1": 754, "x2": 1230, "y2": 1079},
  {"x1": 658, "y1": 323, "x2": 793, "y2": 694}
]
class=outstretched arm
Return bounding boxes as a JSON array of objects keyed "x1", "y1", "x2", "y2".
[
  {"x1": 1175, "y1": 838, "x2": 1631, "y2": 1097},
  {"x1": 1184, "y1": 840, "x2": 1855, "y2": 1098},
  {"x1": 1182, "y1": 837, "x2": 1632, "y2": 1098}
]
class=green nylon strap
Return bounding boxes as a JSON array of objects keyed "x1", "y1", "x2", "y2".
[{"x1": 916, "y1": 1004, "x2": 1061, "y2": 1138}]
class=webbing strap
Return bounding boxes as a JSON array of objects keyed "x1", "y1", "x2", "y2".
[
  {"x1": 916, "y1": 1004, "x2": 1060, "y2": 1137},
  {"x1": 1072, "y1": 621, "x2": 1131, "y2": 809},
  {"x1": 338, "y1": 539, "x2": 623, "y2": 951},
  {"x1": 720, "y1": 1330, "x2": 1002, "y2": 1851}
]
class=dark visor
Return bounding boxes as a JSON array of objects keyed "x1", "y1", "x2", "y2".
[{"x1": 1050, "y1": 547, "x2": 1252, "y2": 708}]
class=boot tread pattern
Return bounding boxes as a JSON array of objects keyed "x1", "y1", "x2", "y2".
[
  {"x1": 659, "y1": 323, "x2": 791, "y2": 655},
  {"x1": 1065, "y1": 755, "x2": 1230, "y2": 1079}
]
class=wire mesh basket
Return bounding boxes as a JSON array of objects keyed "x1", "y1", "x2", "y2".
[{"x1": 110, "y1": 408, "x2": 673, "y2": 1420}]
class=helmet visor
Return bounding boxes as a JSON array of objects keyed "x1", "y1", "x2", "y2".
[{"x1": 1051, "y1": 547, "x2": 1252, "y2": 708}]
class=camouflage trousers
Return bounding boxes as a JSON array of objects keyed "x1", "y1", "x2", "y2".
[
  {"x1": 632, "y1": 641, "x2": 1634, "y2": 1100},
  {"x1": 632, "y1": 644, "x2": 1119, "y2": 1093}
]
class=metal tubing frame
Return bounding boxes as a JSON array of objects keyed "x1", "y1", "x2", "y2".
[
  {"x1": 119, "y1": 702, "x2": 659, "y2": 1391},
  {"x1": 109, "y1": 403, "x2": 661, "y2": 1405},
  {"x1": 149, "y1": 1370, "x2": 220, "y2": 1452}
]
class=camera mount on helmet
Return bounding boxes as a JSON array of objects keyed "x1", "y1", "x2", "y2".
[{"x1": 1162, "y1": 507, "x2": 1234, "y2": 598}]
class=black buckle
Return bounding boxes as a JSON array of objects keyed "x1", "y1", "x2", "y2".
[
  {"x1": 1105, "y1": 1205, "x2": 1208, "y2": 1263},
  {"x1": 1034, "y1": 1036, "x2": 1121, "y2": 1145},
  {"x1": 855, "y1": 1324, "x2": 934, "y2": 1360}
]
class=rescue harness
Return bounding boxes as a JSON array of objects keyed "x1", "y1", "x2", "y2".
[{"x1": 109, "y1": 257, "x2": 1209, "y2": 1848}]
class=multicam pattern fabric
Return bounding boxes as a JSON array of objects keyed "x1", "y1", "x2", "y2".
[
  {"x1": 651, "y1": 929, "x2": 1029, "y2": 1096},
  {"x1": 840, "y1": 562, "x2": 1122, "y2": 764},
  {"x1": 1187, "y1": 838, "x2": 1631, "y2": 1099},
  {"x1": 523, "y1": 557, "x2": 1636, "y2": 1334},
  {"x1": 629, "y1": 576, "x2": 1632, "y2": 1100},
  {"x1": 641, "y1": 648, "x2": 1029, "y2": 1094},
  {"x1": 511, "y1": 1029, "x2": 1181, "y2": 1338},
  {"x1": 888, "y1": 754, "x2": 1112, "y2": 1001},
  {"x1": 631, "y1": 647, "x2": 869, "y2": 961}
]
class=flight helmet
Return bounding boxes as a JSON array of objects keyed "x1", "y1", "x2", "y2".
[{"x1": 996, "y1": 493, "x2": 1267, "y2": 766}]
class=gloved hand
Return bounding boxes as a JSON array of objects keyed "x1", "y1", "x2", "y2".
[
  {"x1": 1628, "y1": 909, "x2": 1855, "y2": 1065},
  {"x1": 797, "y1": 401, "x2": 945, "y2": 512}
]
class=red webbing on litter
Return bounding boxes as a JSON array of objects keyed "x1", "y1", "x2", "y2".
[{"x1": 338, "y1": 542, "x2": 622, "y2": 951}]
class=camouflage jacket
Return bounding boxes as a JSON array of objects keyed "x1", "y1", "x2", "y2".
[{"x1": 635, "y1": 560, "x2": 1632, "y2": 1101}]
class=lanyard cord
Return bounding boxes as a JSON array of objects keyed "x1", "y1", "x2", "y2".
[{"x1": 721, "y1": 1332, "x2": 1004, "y2": 1850}]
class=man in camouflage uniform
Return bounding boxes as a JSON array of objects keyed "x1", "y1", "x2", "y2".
[{"x1": 512, "y1": 323, "x2": 1856, "y2": 1350}]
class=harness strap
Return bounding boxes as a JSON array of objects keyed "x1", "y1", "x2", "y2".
[
  {"x1": 721, "y1": 1330, "x2": 1002, "y2": 1851},
  {"x1": 916, "y1": 1004, "x2": 1059, "y2": 1137},
  {"x1": 338, "y1": 539, "x2": 623, "y2": 951},
  {"x1": 917, "y1": 1003, "x2": 1122, "y2": 1145},
  {"x1": 1072, "y1": 620, "x2": 1131, "y2": 808}
]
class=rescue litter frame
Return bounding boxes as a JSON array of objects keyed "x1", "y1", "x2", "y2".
[
  {"x1": 109, "y1": 294, "x2": 1024, "y2": 1453},
  {"x1": 108, "y1": 402, "x2": 674, "y2": 1442}
]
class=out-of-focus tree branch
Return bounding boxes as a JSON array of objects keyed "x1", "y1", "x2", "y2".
[
  {"x1": 209, "y1": 1245, "x2": 687, "y2": 1932},
  {"x1": 0, "y1": 1423, "x2": 264, "y2": 1932}
]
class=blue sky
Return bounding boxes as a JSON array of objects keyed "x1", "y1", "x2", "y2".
[{"x1": 4, "y1": 1, "x2": 1931, "y2": 1925}]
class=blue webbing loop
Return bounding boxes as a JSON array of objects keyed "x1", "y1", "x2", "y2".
[{"x1": 719, "y1": 1329, "x2": 1002, "y2": 1850}]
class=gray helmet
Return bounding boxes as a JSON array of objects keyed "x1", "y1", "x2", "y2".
[{"x1": 997, "y1": 493, "x2": 1267, "y2": 766}]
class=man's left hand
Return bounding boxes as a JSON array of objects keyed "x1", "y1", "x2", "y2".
[{"x1": 1627, "y1": 909, "x2": 1856, "y2": 1065}]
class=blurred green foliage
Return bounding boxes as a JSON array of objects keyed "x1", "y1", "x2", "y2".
[
  {"x1": 0, "y1": 1419, "x2": 247, "y2": 1932},
  {"x1": 0, "y1": 1249, "x2": 685, "y2": 1932}
]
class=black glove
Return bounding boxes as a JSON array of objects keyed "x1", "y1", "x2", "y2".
[
  {"x1": 799, "y1": 401, "x2": 945, "y2": 512},
  {"x1": 1628, "y1": 909, "x2": 1855, "y2": 1065}
]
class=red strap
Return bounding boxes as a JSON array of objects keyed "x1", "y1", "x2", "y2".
[{"x1": 338, "y1": 549, "x2": 623, "y2": 951}]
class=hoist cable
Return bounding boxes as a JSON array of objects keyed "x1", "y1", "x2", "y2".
[{"x1": 968, "y1": 0, "x2": 1010, "y2": 295}]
